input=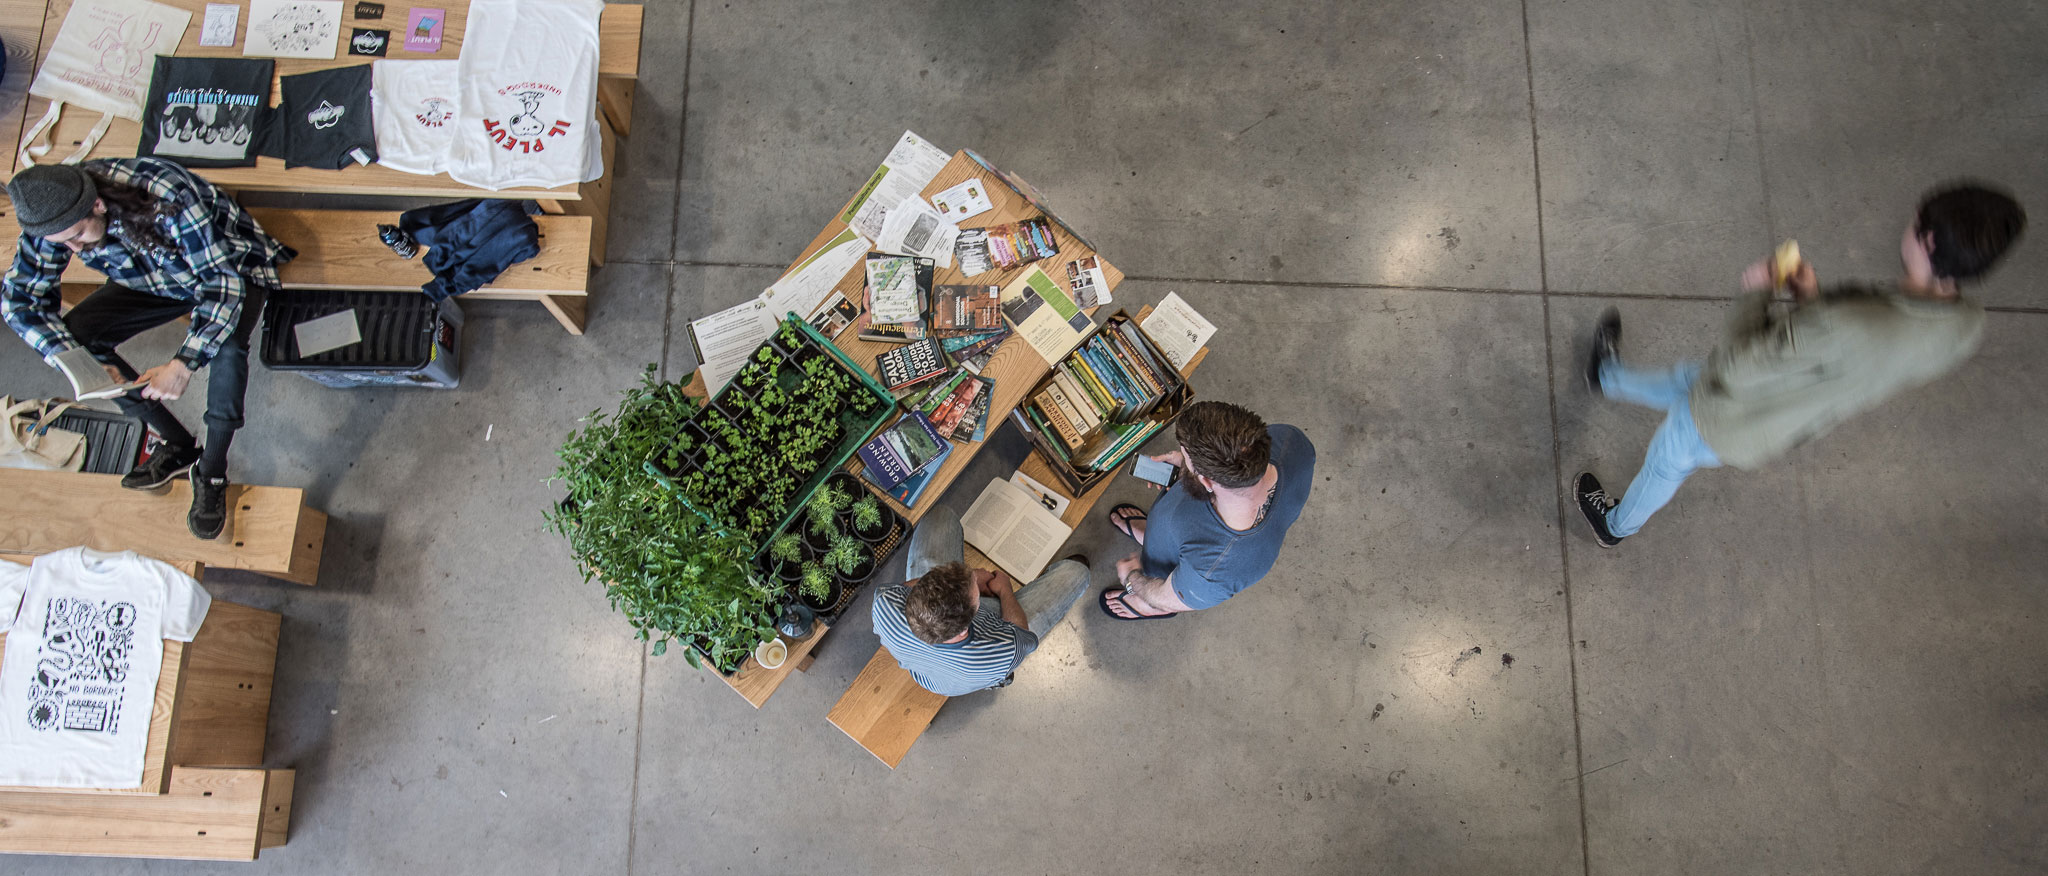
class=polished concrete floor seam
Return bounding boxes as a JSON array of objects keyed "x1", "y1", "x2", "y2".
[{"x1": 1539, "y1": 297, "x2": 1594, "y2": 876}]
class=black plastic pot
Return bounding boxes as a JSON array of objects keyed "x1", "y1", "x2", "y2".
[
  {"x1": 834, "y1": 552, "x2": 876, "y2": 590},
  {"x1": 799, "y1": 574, "x2": 845, "y2": 613},
  {"x1": 802, "y1": 521, "x2": 836, "y2": 555},
  {"x1": 848, "y1": 506, "x2": 891, "y2": 544}
]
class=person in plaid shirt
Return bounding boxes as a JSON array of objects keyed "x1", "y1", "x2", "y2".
[{"x1": 3, "y1": 160, "x2": 294, "y2": 539}]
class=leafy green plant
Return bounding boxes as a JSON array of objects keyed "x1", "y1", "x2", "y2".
[
  {"x1": 545, "y1": 366, "x2": 778, "y2": 672},
  {"x1": 850, "y1": 495, "x2": 883, "y2": 533},
  {"x1": 799, "y1": 561, "x2": 832, "y2": 601},
  {"x1": 825, "y1": 535, "x2": 866, "y2": 576},
  {"x1": 807, "y1": 484, "x2": 846, "y2": 535},
  {"x1": 769, "y1": 532, "x2": 802, "y2": 565}
]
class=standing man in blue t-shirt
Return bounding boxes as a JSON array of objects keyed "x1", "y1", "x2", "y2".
[
  {"x1": 1102, "y1": 401, "x2": 1316, "y2": 619},
  {"x1": 871, "y1": 506, "x2": 1092, "y2": 696}
]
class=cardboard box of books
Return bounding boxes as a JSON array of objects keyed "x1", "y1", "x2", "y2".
[{"x1": 1008, "y1": 309, "x2": 1193, "y2": 494}]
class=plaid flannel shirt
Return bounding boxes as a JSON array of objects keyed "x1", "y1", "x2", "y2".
[{"x1": 2, "y1": 158, "x2": 293, "y2": 368}]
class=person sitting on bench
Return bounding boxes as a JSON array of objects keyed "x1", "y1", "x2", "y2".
[
  {"x1": 1, "y1": 160, "x2": 294, "y2": 539},
  {"x1": 1102, "y1": 401, "x2": 1317, "y2": 619},
  {"x1": 871, "y1": 507, "x2": 1091, "y2": 696}
]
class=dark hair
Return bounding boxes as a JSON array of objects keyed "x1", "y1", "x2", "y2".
[
  {"x1": 1176, "y1": 401, "x2": 1270, "y2": 490},
  {"x1": 85, "y1": 170, "x2": 176, "y2": 255},
  {"x1": 905, "y1": 562, "x2": 976, "y2": 643},
  {"x1": 1917, "y1": 182, "x2": 2026, "y2": 281}
]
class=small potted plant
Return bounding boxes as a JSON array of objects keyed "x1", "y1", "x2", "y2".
[
  {"x1": 825, "y1": 534, "x2": 876, "y2": 589},
  {"x1": 846, "y1": 494, "x2": 890, "y2": 545},
  {"x1": 798, "y1": 560, "x2": 842, "y2": 612},
  {"x1": 803, "y1": 484, "x2": 848, "y2": 553},
  {"x1": 767, "y1": 532, "x2": 804, "y2": 588}
]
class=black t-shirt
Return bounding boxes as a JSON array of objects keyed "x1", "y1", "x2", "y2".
[
  {"x1": 264, "y1": 65, "x2": 379, "y2": 170},
  {"x1": 138, "y1": 57, "x2": 274, "y2": 169}
]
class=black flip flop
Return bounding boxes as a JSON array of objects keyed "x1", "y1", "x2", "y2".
[
  {"x1": 1108, "y1": 502, "x2": 1148, "y2": 540},
  {"x1": 1099, "y1": 588, "x2": 1177, "y2": 621}
]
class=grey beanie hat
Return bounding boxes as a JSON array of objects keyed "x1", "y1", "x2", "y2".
[{"x1": 7, "y1": 164, "x2": 100, "y2": 237}]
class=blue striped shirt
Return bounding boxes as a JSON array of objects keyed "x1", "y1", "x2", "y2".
[
  {"x1": 872, "y1": 583, "x2": 1036, "y2": 696},
  {"x1": 2, "y1": 158, "x2": 293, "y2": 369}
]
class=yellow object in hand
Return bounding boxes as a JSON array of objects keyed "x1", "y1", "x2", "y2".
[{"x1": 1771, "y1": 240, "x2": 1802, "y2": 287}]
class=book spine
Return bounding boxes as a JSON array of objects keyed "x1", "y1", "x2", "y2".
[
  {"x1": 1040, "y1": 383, "x2": 1092, "y2": 438},
  {"x1": 1079, "y1": 345, "x2": 1134, "y2": 418},
  {"x1": 1051, "y1": 371, "x2": 1102, "y2": 429},
  {"x1": 1115, "y1": 321, "x2": 1178, "y2": 387},
  {"x1": 1060, "y1": 359, "x2": 1114, "y2": 416},
  {"x1": 1033, "y1": 398, "x2": 1085, "y2": 450}
]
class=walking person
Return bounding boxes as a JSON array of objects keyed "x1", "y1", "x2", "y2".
[
  {"x1": 1102, "y1": 401, "x2": 1316, "y2": 619},
  {"x1": 870, "y1": 506, "x2": 1092, "y2": 695},
  {"x1": 2, "y1": 160, "x2": 295, "y2": 539},
  {"x1": 1574, "y1": 182, "x2": 2025, "y2": 546}
]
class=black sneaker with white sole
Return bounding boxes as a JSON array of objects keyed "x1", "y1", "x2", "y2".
[
  {"x1": 1586, "y1": 307, "x2": 1621, "y2": 394},
  {"x1": 121, "y1": 440, "x2": 202, "y2": 491},
  {"x1": 188, "y1": 468, "x2": 231, "y2": 540},
  {"x1": 1575, "y1": 472, "x2": 1623, "y2": 548}
]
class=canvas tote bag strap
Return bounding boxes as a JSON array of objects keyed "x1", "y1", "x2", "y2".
[{"x1": 18, "y1": 101, "x2": 114, "y2": 167}]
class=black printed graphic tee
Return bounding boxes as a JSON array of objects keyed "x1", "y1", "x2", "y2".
[
  {"x1": 264, "y1": 65, "x2": 380, "y2": 170},
  {"x1": 138, "y1": 57, "x2": 275, "y2": 169}
]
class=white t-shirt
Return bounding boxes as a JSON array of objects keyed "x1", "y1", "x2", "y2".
[
  {"x1": 0, "y1": 548, "x2": 211, "y2": 788},
  {"x1": 445, "y1": 0, "x2": 606, "y2": 191},
  {"x1": 371, "y1": 59, "x2": 461, "y2": 176}
]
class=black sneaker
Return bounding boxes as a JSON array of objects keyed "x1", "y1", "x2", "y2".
[
  {"x1": 121, "y1": 440, "x2": 202, "y2": 492},
  {"x1": 188, "y1": 468, "x2": 231, "y2": 540},
  {"x1": 1585, "y1": 307, "x2": 1621, "y2": 394},
  {"x1": 1575, "y1": 472, "x2": 1622, "y2": 548}
]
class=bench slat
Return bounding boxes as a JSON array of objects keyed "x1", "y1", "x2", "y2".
[
  {"x1": 826, "y1": 646, "x2": 950, "y2": 769},
  {"x1": 0, "y1": 767, "x2": 284, "y2": 861},
  {"x1": 0, "y1": 470, "x2": 325, "y2": 587}
]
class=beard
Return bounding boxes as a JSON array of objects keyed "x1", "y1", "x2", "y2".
[{"x1": 1179, "y1": 474, "x2": 1214, "y2": 502}]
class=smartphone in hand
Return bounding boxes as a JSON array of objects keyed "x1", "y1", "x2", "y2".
[{"x1": 1131, "y1": 454, "x2": 1179, "y2": 487}]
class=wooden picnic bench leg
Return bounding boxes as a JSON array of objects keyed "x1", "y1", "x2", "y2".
[
  {"x1": 598, "y1": 79, "x2": 635, "y2": 138},
  {"x1": 538, "y1": 295, "x2": 590, "y2": 335}
]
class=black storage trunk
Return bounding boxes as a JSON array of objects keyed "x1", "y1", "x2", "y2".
[
  {"x1": 260, "y1": 290, "x2": 462, "y2": 388},
  {"x1": 49, "y1": 408, "x2": 146, "y2": 475}
]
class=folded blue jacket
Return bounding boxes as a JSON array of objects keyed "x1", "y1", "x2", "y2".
[{"x1": 398, "y1": 198, "x2": 540, "y2": 302}]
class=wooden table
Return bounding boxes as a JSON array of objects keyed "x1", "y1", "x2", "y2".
[
  {"x1": 693, "y1": 148, "x2": 1126, "y2": 707},
  {"x1": 12, "y1": 0, "x2": 643, "y2": 204}
]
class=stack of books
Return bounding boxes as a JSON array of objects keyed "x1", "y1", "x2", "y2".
[
  {"x1": 1021, "y1": 318, "x2": 1183, "y2": 472},
  {"x1": 913, "y1": 367, "x2": 995, "y2": 443}
]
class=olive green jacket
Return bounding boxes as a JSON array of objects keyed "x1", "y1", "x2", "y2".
[{"x1": 1691, "y1": 285, "x2": 1984, "y2": 469}]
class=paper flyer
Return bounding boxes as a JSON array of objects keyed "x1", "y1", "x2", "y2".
[
  {"x1": 998, "y1": 265, "x2": 1092, "y2": 363},
  {"x1": 874, "y1": 194, "x2": 959, "y2": 268},
  {"x1": 687, "y1": 298, "x2": 778, "y2": 393},
  {"x1": 762, "y1": 227, "x2": 866, "y2": 319},
  {"x1": 245, "y1": 0, "x2": 343, "y2": 59},
  {"x1": 930, "y1": 178, "x2": 994, "y2": 221},
  {"x1": 842, "y1": 130, "x2": 950, "y2": 242},
  {"x1": 1139, "y1": 292, "x2": 1217, "y2": 371}
]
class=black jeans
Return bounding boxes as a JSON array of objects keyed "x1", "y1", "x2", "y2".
[{"x1": 62, "y1": 283, "x2": 267, "y2": 472}]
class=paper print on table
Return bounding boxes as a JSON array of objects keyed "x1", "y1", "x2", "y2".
[
  {"x1": 405, "y1": 7, "x2": 444, "y2": 52},
  {"x1": 354, "y1": 1, "x2": 384, "y2": 18},
  {"x1": 244, "y1": 0, "x2": 344, "y2": 59},
  {"x1": 200, "y1": 3, "x2": 239, "y2": 47},
  {"x1": 25, "y1": 597, "x2": 140, "y2": 736},
  {"x1": 843, "y1": 130, "x2": 951, "y2": 242},
  {"x1": 930, "y1": 178, "x2": 994, "y2": 221},
  {"x1": 349, "y1": 27, "x2": 390, "y2": 56},
  {"x1": 999, "y1": 265, "x2": 1092, "y2": 363},
  {"x1": 1065, "y1": 255, "x2": 1111, "y2": 309}
]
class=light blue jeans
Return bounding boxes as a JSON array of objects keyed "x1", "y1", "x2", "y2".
[
  {"x1": 905, "y1": 506, "x2": 1092, "y2": 641},
  {"x1": 1600, "y1": 359, "x2": 1723, "y2": 537}
]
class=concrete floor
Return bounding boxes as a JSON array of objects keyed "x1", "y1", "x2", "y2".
[{"x1": 6, "y1": 0, "x2": 2046, "y2": 873}]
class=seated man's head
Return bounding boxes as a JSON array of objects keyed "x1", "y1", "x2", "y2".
[
  {"x1": 7, "y1": 165, "x2": 108, "y2": 253},
  {"x1": 904, "y1": 561, "x2": 977, "y2": 643},
  {"x1": 1907, "y1": 182, "x2": 2026, "y2": 292},
  {"x1": 1175, "y1": 400, "x2": 1271, "y2": 501}
]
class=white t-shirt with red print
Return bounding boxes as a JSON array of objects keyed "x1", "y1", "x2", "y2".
[
  {"x1": 371, "y1": 59, "x2": 461, "y2": 176},
  {"x1": 0, "y1": 548, "x2": 211, "y2": 788},
  {"x1": 445, "y1": 0, "x2": 606, "y2": 191}
]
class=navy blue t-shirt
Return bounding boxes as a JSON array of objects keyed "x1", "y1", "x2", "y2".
[{"x1": 1139, "y1": 425, "x2": 1315, "y2": 610}]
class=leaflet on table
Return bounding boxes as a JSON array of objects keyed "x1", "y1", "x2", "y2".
[
  {"x1": 841, "y1": 130, "x2": 950, "y2": 242},
  {"x1": 761, "y1": 227, "x2": 867, "y2": 320},
  {"x1": 873, "y1": 194, "x2": 959, "y2": 269},
  {"x1": 998, "y1": 265, "x2": 1092, "y2": 363},
  {"x1": 686, "y1": 298, "x2": 778, "y2": 393},
  {"x1": 1139, "y1": 292, "x2": 1217, "y2": 371}
]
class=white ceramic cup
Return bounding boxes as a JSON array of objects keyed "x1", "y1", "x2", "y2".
[{"x1": 754, "y1": 637, "x2": 788, "y2": 669}]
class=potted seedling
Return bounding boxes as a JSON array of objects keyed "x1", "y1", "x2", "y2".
[
  {"x1": 847, "y1": 494, "x2": 890, "y2": 545},
  {"x1": 803, "y1": 484, "x2": 848, "y2": 553},
  {"x1": 826, "y1": 534, "x2": 876, "y2": 589},
  {"x1": 767, "y1": 532, "x2": 805, "y2": 589},
  {"x1": 798, "y1": 560, "x2": 842, "y2": 612}
]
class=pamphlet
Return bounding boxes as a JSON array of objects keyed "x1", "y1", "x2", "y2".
[
  {"x1": 51, "y1": 348, "x2": 144, "y2": 401},
  {"x1": 954, "y1": 229, "x2": 996, "y2": 276},
  {"x1": 245, "y1": 0, "x2": 343, "y2": 59},
  {"x1": 843, "y1": 130, "x2": 950, "y2": 242},
  {"x1": 200, "y1": 3, "x2": 239, "y2": 47},
  {"x1": 930, "y1": 178, "x2": 994, "y2": 221},
  {"x1": 762, "y1": 227, "x2": 866, "y2": 320},
  {"x1": 1065, "y1": 255, "x2": 1111, "y2": 309},
  {"x1": 404, "y1": 7, "x2": 444, "y2": 52},
  {"x1": 806, "y1": 292, "x2": 859, "y2": 337},
  {"x1": 999, "y1": 265, "x2": 1092, "y2": 363},
  {"x1": 686, "y1": 298, "x2": 778, "y2": 393},
  {"x1": 865, "y1": 254, "x2": 925, "y2": 325},
  {"x1": 293, "y1": 309, "x2": 362, "y2": 355},
  {"x1": 961, "y1": 477, "x2": 1074, "y2": 581},
  {"x1": 1139, "y1": 292, "x2": 1217, "y2": 371},
  {"x1": 874, "y1": 194, "x2": 959, "y2": 268}
]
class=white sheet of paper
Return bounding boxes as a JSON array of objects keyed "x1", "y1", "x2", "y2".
[
  {"x1": 244, "y1": 0, "x2": 343, "y2": 59},
  {"x1": 687, "y1": 298, "x2": 778, "y2": 393},
  {"x1": 293, "y1": 309, "x2": 362, "y2": 356},
  {"x1": 846, "y1": 130, "x2": 950, "y2": 242},
  {"x1": 1008, "y1": 470, "x2": 1072, "y2": 517},
  {"x1": 761, "y1": 228, "x2": 866, "y2": 319},
  {"x1": 873, "y1": 194, "x2": 958, "y2": 268},
  {"x1": 200, "y1": 3, "x2": 240, "y2": 47},
  {"x1": 1140, "y1": 292, "x2": 1217, "y2": 371},
  {"x1": 930, "y1": 178, "x2": 994, "y2": 221},
  {"x1": 961, "y1": 477, "x2": 1073, "y2": 581}
]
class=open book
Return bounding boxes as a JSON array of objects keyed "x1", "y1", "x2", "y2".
[
  {"x1": 961, "y1": 477, "x2": 1074, "y2": 581},
  {"x1": 52, "y1": 348, "x2": 144, "y2": 401}
]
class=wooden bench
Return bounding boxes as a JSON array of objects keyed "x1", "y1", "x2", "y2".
[
  {"x1": 0, "y1": 469, "x2": 327, "y2": 587},
  {"x1": 827, "y1": 330, "x2": 1208, "y2": 768},
  {"x1": 0, "y1": 591, "x2": 295, "y2": 862}
]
